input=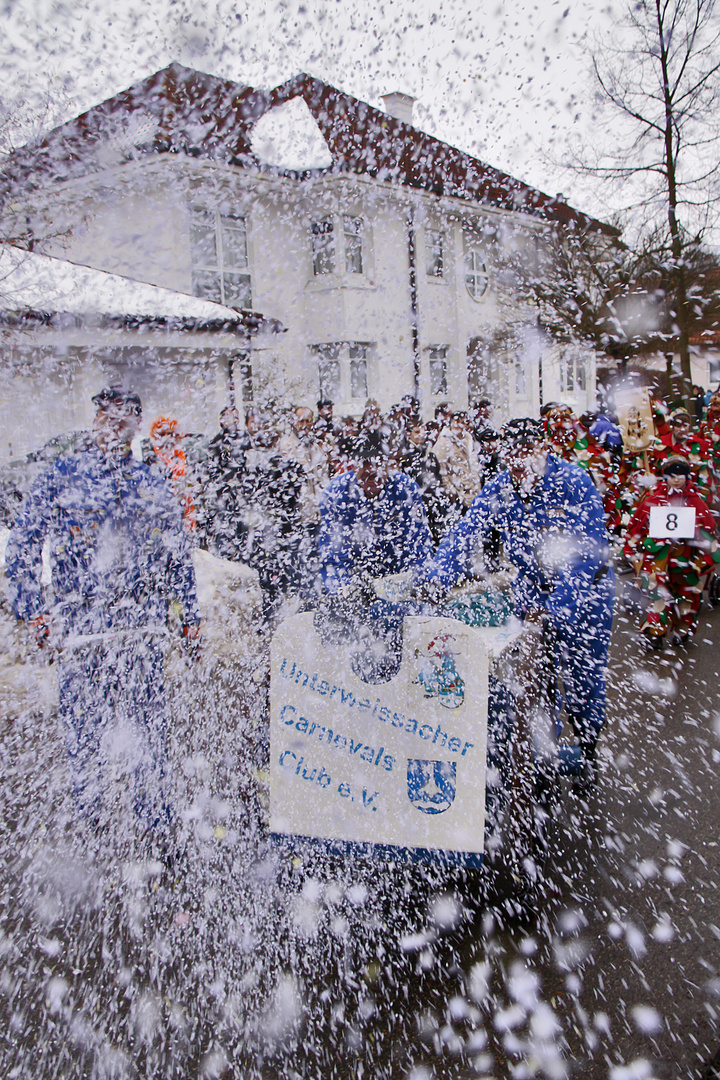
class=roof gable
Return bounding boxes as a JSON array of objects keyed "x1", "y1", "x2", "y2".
[
  {"x1": 267, "y1": 74, "x2": 616, "y2": 236},
  {"x1": 0, "y1": 64, "x2": 618, "y2": 238},
  {"x1": 250, "y1": 96, "x2": 333, "y2": 171}
]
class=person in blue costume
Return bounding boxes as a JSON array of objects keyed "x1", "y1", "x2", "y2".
[
  {"x1": 318, "y1": 429, "x2": 435, "y2": 594},
  {"x1": 316, "y1": 429, "x2": 435, "y2": 682},
  {"x1": 5, "y1": 386, "x2": 200, "y2": 844},
  {"x1": 426, "y1": 417, "x2": 615, "y2": 764}
]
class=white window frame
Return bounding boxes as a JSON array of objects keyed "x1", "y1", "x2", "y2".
[
  {"x1": 427, "y1": 345, "x2": 449, "y2": 397},
  {"x1": 189, "y1": 206, "x2": 252, "y2": 309},
  {"x1": 514, "y1": 355, "x2": 528, "y2": 398},
  {"x1": 311, "y1": 218, "x2": 336, "y2": 276},
  {"x1": 343, "y1": 215, "x2": 364, "y2": 274},
  {"x1": 313, "y1": 341, "x2": 372, "y2": 406},
  {"x1": 463, "y1": 233, "x2": 489, "y2": 301},
  {"x1": 560, "y1": 353, "x2": 587, "y2": 395},
  {"x1": 309, "y1": 213, "x2": 370, "y2": 283},
  {"x1": 426, "y1": 228, "x2": 444, "y2": 279}
]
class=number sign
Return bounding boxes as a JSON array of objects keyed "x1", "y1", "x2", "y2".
[{"x1": 648, "y1": 506, "x2": 696, "y2": 539}]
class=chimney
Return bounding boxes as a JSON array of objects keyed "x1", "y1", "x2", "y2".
[{"x1": 381, "y1": 91, "x2": 416, "y2": 127}]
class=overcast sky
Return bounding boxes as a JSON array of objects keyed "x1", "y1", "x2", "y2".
[{"x1": 0, "y1": 0, "x2": 631, "y2": 226}]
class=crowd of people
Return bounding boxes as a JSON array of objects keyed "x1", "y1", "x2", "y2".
[
  {"x1": 141, "y1": 387, "x2": 720, "y2": 649},
  {"x1": 5, "y1": 381, "x2": 720, "y2": 846}
]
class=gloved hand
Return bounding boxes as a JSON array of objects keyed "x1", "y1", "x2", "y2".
[
  {"x1": 413, "y1": 579, "x2": 448, "y2": 607},
  {"x1": 181, "y1": 623, "x2": 202, "y2": 662},
  {"x1": 29, "y1": 614, "x2": 51, "y2": 649},
  {"x1": 338, "y1": 574, "x2": 375, "y2": 609}
]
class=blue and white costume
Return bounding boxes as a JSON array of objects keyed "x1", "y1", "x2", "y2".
[
  {"x1": 5, "y1": 445, "x2": 199, "y2": 831},
  {"x1": 429, "y1": 455, "x2": 615, "y2": 747},
  {"x1": 318, "y1": 469, "x2": 435, "y2": 593}
]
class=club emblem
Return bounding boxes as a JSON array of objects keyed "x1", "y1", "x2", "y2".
[
  {"x1": 407, "y1": 759, "x2": 456, "y2": 814},
  {"x1": 414, "y1": 632, "x2": 464, "y2": 709}
]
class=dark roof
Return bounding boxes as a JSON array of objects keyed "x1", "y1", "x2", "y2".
[
  {"x1": 0, "y1": 63, "x2": 618, "y2": 237},
  {"x1": 264, "y1": 74, "x2": 617, "y2": 236},
  {"x1": 0, "y1": 308, "x2": 284, "y2": 336}
]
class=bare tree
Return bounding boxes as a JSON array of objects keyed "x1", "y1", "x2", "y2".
[{"x1": 577, "y1": 0, "x2": 720, "y2": 403}]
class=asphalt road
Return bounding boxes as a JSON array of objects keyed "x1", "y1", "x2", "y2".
[{"x1": 0, "y1": 582, "x2": 719, "y2": 1079}]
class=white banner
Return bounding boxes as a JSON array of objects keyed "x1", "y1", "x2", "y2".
[
  {"x1": 270, "y1": 612, "x2": 489, "y2": 864},
  {"x1": 649, "y1": 505, "x2": 696, "y2": 539}
]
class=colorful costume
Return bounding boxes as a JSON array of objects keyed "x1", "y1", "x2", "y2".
[{"x1": 623, "y1": 480, "x2": 720, "y2": 641}]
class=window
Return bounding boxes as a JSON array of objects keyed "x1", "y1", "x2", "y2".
[
  {"x1": 313, "y1": 341, "x2": 372, "y2": 403},
  {"x1": 311, "y1": 219, "x2": 336, "y2": 275},
  {"x1": 349, "y1": 343, "x2": 368, "y2": 398},
  {"x1": 467, "y1": 339, "x2": 491, "y2": 404},
  {"x1": 428, "y1": 345, "x2": 448, "y2": 396},
  {"x1": 317, "y1": 343, "x2": 342, "y2": 401},
  {"x1": 515, "y1": 355, "x2": 528, "y2": 397},
  {"x1": 560, "y1": 354, "x2": 587, "y2": 394},
  {"x1": 238, "y1": 355, "x2": 253, "y2": 404},
  {"x1": 310, "y1": 215, "x2": 367, "y2": 278},
  {"x1": 464, "y1": 235, "x2": 488, "y2": 300},
  {"x1": 189, "y1": 208, "x2": 251, "y2": 309},
  {"x1": 426, "y1": 229, "x2": 444, "y2": 278},
  {"x1": 344, "y1": 216, "x2": 363, "y2": 274}
]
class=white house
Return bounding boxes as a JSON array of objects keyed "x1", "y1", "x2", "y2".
[
  {"x1": 0, "y1": 244, "x2": 281, "y2": 464},
  {"x1": 0, "y1": 64, "x2": 618, "y2": 438}
]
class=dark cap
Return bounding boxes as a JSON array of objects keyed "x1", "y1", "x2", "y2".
[
  {"x1": 662, "y1": 455, "x2": 691, "y2": 477},
  {"x1": 356, "y1": 429, "x2": 387, "y2": 461},
  {"x1": 317, "y1": 398, "x2": 334, "y2": 409},
  {"x1": 92, "y1": 385, "x2": 142, "y2": 415},
  {"x1": 476, "y1": 426, "x2": 500, "y2": 443},
  {"x1": 501, "y1": 418, "x2": 545, "y2": 448}
]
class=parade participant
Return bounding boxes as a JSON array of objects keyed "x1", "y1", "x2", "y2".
[
  {"x1": 432, "y1": 410, "x2": 482, "y2": 511},
  {"x1": 425, "y1": 418, "x2": 615, "y2": 765},
  {"x1": 241, "y1": 407, "x2": 307, "y2": 624},
  {"x1": 147, "y1": 415, "x2": 197, "y2": 532},
  {"x1": 318, "y1": 430, "x2": 434, "y2": 596},
  {"x1": 471, "y1": 398, "x2": 493, "y2": 441},
  {"x1": 699, "y1": 391, "x2": 720, "y2": 474},
  {"x1": 334, "y1": 415, "x2": 362, "y2": 474},
  {"x1": 314, "y1": 398, "x2": 336, "y2": 437},
  {"x1": 476, "y1": 427, "x2": 502, "y2": 488},
  {"x1": 202, "y1": 405, "x2": 250, "y2": 559},
  {"x1": 543, "y1": 403, "x2": 611, "y2": 478},
  {"x1": 583, "y1": 410, "x2": 623, "y2": 463},
  {"x1": 5, "y1": 386, "x2": 200, "y2": 842},
  {"x1": 317, "y1": 430, "x2": 434, "y2": 681},
  {"x1": 313, "y1": 397, "x2": 338, "y2": 467},
  {"x1": 400, "y1": 422, "x2": 458, "y2": 544},
  {"x1": 277, "y1": 405, "x2": 331, "y2": 600},
  {"x1": 399, "y1": 394, "x2": 421, "y2": 430},
  {"x1": 623, "y1": 456, "x2": 720, "y2": 646},
  {"x1": 650, "y1": 407, "x2": 718, "y2": 513},
  {"x1": 543, "y1": 402, "x2": 616, "y2": 524},
  {"x1": 277, "y1": 405, "x2": 330, "y2": 510}
]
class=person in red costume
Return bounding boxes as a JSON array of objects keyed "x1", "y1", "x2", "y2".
[
  {"x1": 700, "y1": 391, "x2": 720, "y2": 475},
  {"x1": 650, "y1": 407, "x2": 718, "y2": 512},
  {"x1": 623, "y1": 456, "x2": 720, "y2": 647}
]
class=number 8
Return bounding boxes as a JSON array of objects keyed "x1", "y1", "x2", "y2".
[{"x1": 667, "y1": 513, "x2": 678, "y2": 531}]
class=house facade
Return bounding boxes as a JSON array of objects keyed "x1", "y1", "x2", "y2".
[{"x1": 0, "y1": 65, "x2": 618, "y2": 431}]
